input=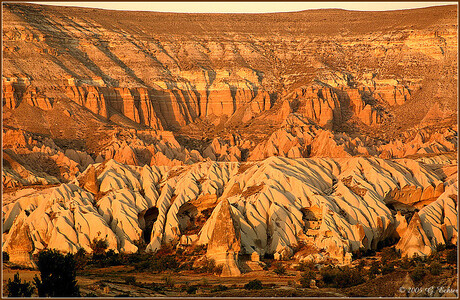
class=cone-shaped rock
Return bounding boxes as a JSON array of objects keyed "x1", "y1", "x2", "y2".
[{"x1": 206, "y1": 199, "x2": 241, "y2": 276}]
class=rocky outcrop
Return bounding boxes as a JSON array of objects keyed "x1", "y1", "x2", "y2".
[
  {"x1": 206, "y1": 200, "x2": 242, "y2": 276},
  {"x1": 3, "y1": 211, "x2": 36, "y2": 268},
  {"x1": 3, "y1": 155, "x2": 456, "y2": 265}
]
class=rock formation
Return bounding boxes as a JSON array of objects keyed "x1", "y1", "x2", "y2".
[
  {"x1": 0, "y1": 3, "x2": 457, "y2": 275},
  {"x1": 3, "y1": 154, "x2": 457, "y2": 269},
  {"x1": 206, "y1": 200, "x2": 242, "y2": 276}
]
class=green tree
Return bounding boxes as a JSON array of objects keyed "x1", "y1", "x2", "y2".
[
  {"x1": 7, "y1": 273, "x2": 34, "y2": 297},
  {"x1": 33, "y1": 249, "x2": 80, "y2": 297}
]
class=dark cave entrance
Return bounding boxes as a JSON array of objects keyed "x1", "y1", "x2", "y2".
[{"x1": 140, "y1": 207, "x2": 159, "y2": 243}]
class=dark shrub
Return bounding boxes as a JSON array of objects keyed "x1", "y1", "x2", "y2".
[
  {"x1": 133, "y1": 239, "x2": 147, "y2": 253},
  {"x1": 74, "y1": 248, "x2": 88, "y2": 270},
  {"x1": 368, "y1": 261, "x2": 380, "y2": 279},
  {"x1": 104, "y1": 249, "x2": 122, "y2": 266},
  {"x1": 211, "y1": 284, "x2": 228, "y2": 292},
  {"x1": 151, "y1": 254, "x2": 179, "y2": 272},
  {"x1": 90, "y1": 238, "x2": 108, "y2": 256},
  {"x1": 446, "y1": 250, "x2": 457, "y2": 265},
  {"x1": 381, "y1": 262, "x2": 395, "y2": 275},
  {"x1": 3, "y1": 251, "x2": 9, "y2": 262},
  {"x1": 435, "y1": 243, "x2": 446, "y2": 252},
  {"x1": 381, "y1": 247, "x2": 400, "y2": 263},
  {"x1": 273, "y1": 262, "x2": 286, "y2": 275},
  {"x1": 300, "y1": 269, "x2": 316, "y2": 288},
  {"x1": 244, "y1": 279, "x2": 263, "y2": 290},
  {"x1": 410, "y1": 253, "x2": 423, "y2": 264},
  {"x1": 186, "y1": 285, "x2": 198, "y2": 294},
  {"x1": 320, "y1": 266, "x2": 337, "y2": 285},
  {"x1": 295, "y1": 261, "x2": 315, "y2": 272},
  {"x1": 399, "y1": 257, "x2": 414, "y2": 269},
  {"x1": 321, "y1": 266, "x2": 364, "y2": 288},
  {"x1": 353, "y1": 247, "x2": 367, "y2": 259},
  {"x1": 33, "y1": 249, "x2": 80, "y2": 297},
  {"x1": 410, "y1": 265, "x2": 426, "y2": 283},
  {"x1": 7, "y1": 273, "x2": 34, "y2": 297},
  {"x1": 125, "y1": 276, "x2": 136, "y2": 285},
  {"x1": 429, "y1": 261, "x2": 442, "y2": 275},
  {"x1": 162, "y1": 275, "x2": 174, "y2": 288},
  {"x1": 334, "y1": 267, "x2": 365, "y2": 288}
]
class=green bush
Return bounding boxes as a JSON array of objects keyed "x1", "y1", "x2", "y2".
[
  {"x1": 244, "y1": 279, "x2": 263, "y2": 290},
  {"x1": 273, "y1": 262, "x2": 286, "y2": 275},
  {"x1": 410, "y1": 265, "x2": 426, "y2": 283},
  {"x1": 33, "y1": 249, "x2": 80, "y2": 297},
  {"x1": 7, "y1": 273, "x2": 34, "y2": 297},
  {"x1": 446, "y1": 250, "x2": 457, "y2": 265},
  {"x1": 429, "y1": 261, "x2": 442, "y2": 275}
]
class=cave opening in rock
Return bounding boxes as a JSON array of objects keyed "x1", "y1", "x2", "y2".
[
  {"x1": 177, "y1": 202, "x2": 213, "y2": 236},
  {"x1": 301, "y1": 206, "x2": 322, "y2": 232},
  {"x1": 141, "y1": 207, "x2": 159, "y2": 243}
]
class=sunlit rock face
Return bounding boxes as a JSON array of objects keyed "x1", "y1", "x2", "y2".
[
  {"x1": 2, "y1": 3, "x2": 457, "y2": 134},
  {"x1": 3, "y1": 155, "x2": 457, "y2": 269},
  {"x1": 1, "y1": 3, "x2": 458, "y2": 274}
]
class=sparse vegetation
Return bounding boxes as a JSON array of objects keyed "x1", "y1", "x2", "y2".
[
  {"x1": 244, "y1": 279, "x2": 263, "y2": 290},
  {"x1": 446, "y1": 249, "x2": 457, "y2": 265},
  {"x1": 211, "y1": 284, "x2": 229, "y2": 293},
  {"x1": 161, "y1": 275, "x2": 175, "y2": 288},
  {"x1": 410, "y1": 265, "x2": 426, "y2": 283},
  {"x1": 300, "y1": 269, "x2": 316, "y2": 288},
  {"x1": 7, "y1": 273, "x2": 34, "y2": 297},
  {"x1": 429, "y1": 261, "x2": 442, "y2": 275},
  {"x1": 186, "y1": 285, "x2": 198, "y2": 294},
  {"x1": 124, "y1": 276, "x2": 136, "y2": 285},
  {"x1": 273, "y1": 262, "x2": 286, "y2": 275},
  {"x1": 320, "y1": 266, "x2": 364, "y2": 288}
]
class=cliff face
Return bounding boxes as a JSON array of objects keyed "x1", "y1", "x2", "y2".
[{"x1": 2, "y1": 3, "x2": 457, "y2": 135}]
